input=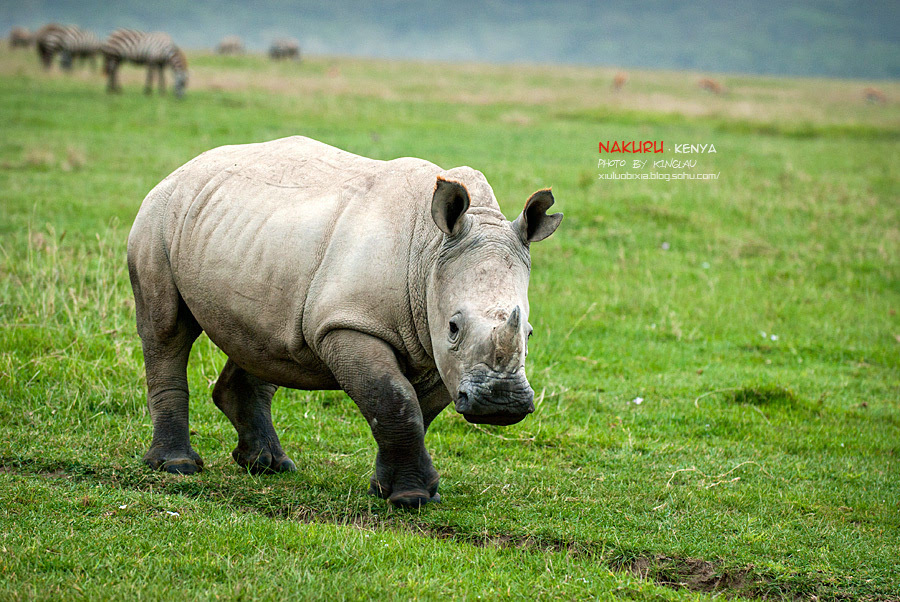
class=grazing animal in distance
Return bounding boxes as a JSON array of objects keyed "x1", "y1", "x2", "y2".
[
  {"x1": 863, "y1": 87, "x2": 887, "y2": 104},
  {"x1": 216, "y1": 36, "x2": 244, "y2": 55},
  {"x1": 612, "y1": 71, "x2": 628, "y2": 91},
  {"x1": 34, "y1": 24, "x2": 69, "y2": 68},
  {"x1": 127, "y1": 136, "x2": 562, "y2": 508},
  {"x1": 59, "y1": 27, "x2": 101, "y2": 71},
  {"x1": 698, "y1": 77, "x2": 725, "y2": 95},
  {"x1": 9, "y1": 27, "x2": 32, "y2": 49},
  {"x1": 269, "y1": 38, "x2": 300, "y2": 60},
  {"x1": 102, "y1": 29, "x2": 188, "y2": 98}
]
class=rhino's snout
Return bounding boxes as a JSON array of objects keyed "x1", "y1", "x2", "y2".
[
  {"x1": 456, "y1": 390, "x2": 473, "y2": 414},
  {"x1": 456, "y1": 369, "x2": 535, "y2": 426}
]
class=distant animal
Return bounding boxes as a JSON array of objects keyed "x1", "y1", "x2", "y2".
[
  {"x1": 216, "y1": 36, "x2": 244, "y2": 55},
  {"x1": 269, "y1": 38, "x2": 300, "y2": 60},
  {"x1": 8, "y1": 27, "x2": 32, "y2": 49},
  {"x1": 612, "y1": 72, "x2": 628, "y2": 91},
  {"x1": 698, "y1": 77, "x2": 724, "y2": 94},
  {"x1": 102, "y1": 29, "x2": 188, "y2": 98},
  {"x1": 34, "y1": 24, "x2": 69, "y2": 68},
  {"x1": 59, "y1": 27, "x2": 101, "y2": 71},
  {"x1": 127, "y1": 136, "x2": 562, "y2": 507},
  {"x1": 864, "y1": 87, "x2": 887, "y2": 104}
]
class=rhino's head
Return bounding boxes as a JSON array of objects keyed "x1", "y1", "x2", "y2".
[{"x1": 427, "y1": 175, "x2": 562, "y2": 426}]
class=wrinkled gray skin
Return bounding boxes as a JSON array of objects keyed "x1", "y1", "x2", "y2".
[{"x1": 127, "y1": 136, "x2": 562, "y2": 507}]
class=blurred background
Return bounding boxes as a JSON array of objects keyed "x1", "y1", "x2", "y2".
[{"x1": 2, "y1": 0, "x2": 899, "y2": 78}]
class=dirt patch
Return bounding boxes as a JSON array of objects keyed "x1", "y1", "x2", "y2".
[
  {"x1": 420, "y1": 527, "x2": 768, "y2": 598},
  {"x1": 42, "y1": 468, "x2": 70, "y2": 479},
  {"x1": 624, "y1": 554, "x2": 754, "y2": 594}
]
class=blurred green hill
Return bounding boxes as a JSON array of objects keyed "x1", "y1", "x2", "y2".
[{"x1": 2, "y1": 0, "x2": 898, "y2": 79}]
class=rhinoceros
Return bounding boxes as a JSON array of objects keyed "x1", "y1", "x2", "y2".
[{"x1": 127, "y1": 136, "x2": 562, "y2": 507}]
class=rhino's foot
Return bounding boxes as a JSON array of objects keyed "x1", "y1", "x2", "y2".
[
  {"x1": 386, "y1": 489, "x2": 441, "y2": 508},
  {"x1": 232, "y1": 445, "x2": 296, "y2": 475},
  {"x1": 369, "y1": 470, "x2": 440, "y2": 509},
  {"x1": 143, "y1": 447, "x2": 204, "y2": 475}
]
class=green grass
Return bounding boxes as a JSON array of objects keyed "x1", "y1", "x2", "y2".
[{"x1": 1, "y1": 49, "x2": 898, "y2": 600}]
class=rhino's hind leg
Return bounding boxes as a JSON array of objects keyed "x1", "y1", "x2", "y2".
[
  {"x1": 130, "y1": 229, "x2": 204, "y2": 475},
  {"x1": 138, "y1": 306, "x2": 204, "y2": 475},
  {"x1": 321, "y1": 330, "x2": 440, "y2": 509},
  {"x1": 213, "y1": 359, "x2": 296, "y2": 474}
]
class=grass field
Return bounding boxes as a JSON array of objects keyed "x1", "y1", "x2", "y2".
[{"x1": 1, "y1": 48, "x2": 898, "y2": 600}]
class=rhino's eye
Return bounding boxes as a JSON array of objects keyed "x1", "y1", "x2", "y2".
[{"x1": 448, "y1": 320, "x2": 460, "y2": 341}]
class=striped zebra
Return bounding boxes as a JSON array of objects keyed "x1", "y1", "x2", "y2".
[
  {"x1": 101, "y1": 29, "x2": 188, "y2": 98},
  {"x1": 34, "y1": 23, "x2": 68, "y2": 68},
  {"x1": 269, "y1": 38, "x2": 300, "y2": 60},
  {"x1": 59, "y1": 27, "x2": 101, "y2": 71}
]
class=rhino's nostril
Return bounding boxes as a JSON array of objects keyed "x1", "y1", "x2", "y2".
[{"x1": 456, "y1": 391, "x2": 472, "y2": 413}]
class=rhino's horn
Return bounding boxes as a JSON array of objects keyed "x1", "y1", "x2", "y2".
[
  {"x1": 506, "y1": 305, "x2": 521, "y2": 332},
  {"x1": 493, "y1": 306, "x2": 522, "y2": 369}
]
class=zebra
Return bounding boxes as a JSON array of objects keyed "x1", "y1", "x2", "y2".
[
  {"x1": 59, "y1": 27, "x2": 101, "y2": 71},
  {"x1": 8, "y1": 27, "x2": 32, "y2": 49},
  {"x1": 34, "y1": 23, "x2": 69, "y2": 69},
  {"x1": 216, "y1": 35, "x2": 244, "y2": 55},
  {"x1": 269, "y1": 38, "x2": 300, "y2": 60},
  {"x1": 101, "y1": 29, "x2": 188, "y2": 98}
]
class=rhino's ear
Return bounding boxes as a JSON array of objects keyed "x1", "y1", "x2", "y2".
[
  {"x1": 431, "y1": 176, "x2": 471, "y2": 236},
  {"x1": 513, "y1": 188, "x2": 563, "y2": 243}
]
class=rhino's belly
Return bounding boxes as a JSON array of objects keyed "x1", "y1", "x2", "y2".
[
  {"x1": 169, "y1": 180, "x2": 343, "y2": 390},
  {"x1": 213, "y1": 340, "x2": 339, "y2": 391}
]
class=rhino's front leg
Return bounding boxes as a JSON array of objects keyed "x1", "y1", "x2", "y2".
[{"x1": 320, "y1": 330, "x2": 439, "y2": 508}]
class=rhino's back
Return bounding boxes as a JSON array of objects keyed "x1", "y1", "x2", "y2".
[{"x1": 135, "y1": 136, "x2": 441, "y2": 387}]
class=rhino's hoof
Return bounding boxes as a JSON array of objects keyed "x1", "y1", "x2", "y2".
[
  {"x1": 234, "y1": 448, "x2": 296, "y2": 475},
  {"x1": 143, "y1": 456, "x2": 203, "y2": 475},
  {"x1": 161, "y1": 459, "x2": 203, "y2": 475},
  {"x1": 274, "y1": 456, "x2": 297, "y2": 472},
  {"x1": 143, "y1": 447, "x2": 204, "y2": 475},
  {"x1": 370, "y1": 473, "x2": 440, "y2": 507},
  {"x1": 388, "y1": 489, "x2": 441, "y2": 509},
  {"x1": 249, "y1": 455, "x2": 296, "y2": 475}
]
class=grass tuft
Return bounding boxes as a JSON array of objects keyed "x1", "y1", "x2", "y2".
[{"x1": 725, "y1": 384, "x2": 804, "y2": 410}]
